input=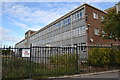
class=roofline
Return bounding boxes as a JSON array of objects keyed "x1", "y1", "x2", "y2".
[
  {"x1": 30, "y1": 3, "x2": 85, "y2": 37},
  {"x1": 29, "y1": 3, "x2": 106, "y2": 37},
  {"x1": 84, "y1": 3, "x2": 107, "y2": 14},
  {"x1": 15, "y1": 39, "x2": 25, "y2": 46},
  {"x1": 15, "y1": 3, "x2": 107, "y2": 46},
  {"x1": 25, "y1": 30, "x2": 36, "y2": 34}
]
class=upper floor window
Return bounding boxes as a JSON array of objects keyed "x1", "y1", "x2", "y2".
[
  {"x1": 94, "y1": 28, "x2": 99, "y2": 35},
  {"x1": 101, "y1": 16, "x2": 104, "y2": 21},
  {"x1": 93, "y1": 12, "x2": 98, "y2": 19}
]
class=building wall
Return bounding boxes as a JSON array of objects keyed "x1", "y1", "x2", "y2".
[
  {"x1": 22, "y1": 7, "x2": 87, "y2": 47},
  {"x1": 85, "y1": 5, "x2": 118, "y2": 46},
  {"x1": 15, "y1": 3, "x2": 120, "y2": 48},
  {"x1": 116, "y1": 2, "x2": 120, "y2": 13},
  {"x1": 15, "y1": 39, "x2": 26, "y2": 48}
]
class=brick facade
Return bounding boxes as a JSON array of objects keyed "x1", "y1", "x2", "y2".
[{"x1": 85, "y1": 4, "x2": 120, "y2": 46}]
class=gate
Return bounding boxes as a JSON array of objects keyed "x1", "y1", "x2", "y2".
[
  {"x1": 2, "y1": 45, "x2": 117, "y2": 79},
  {"x1": 1, "y1": 45, "x2": 81, "y2": 79},
  {"x1": 30, "y1": 46, "x2": 78, "y2": 78},
  {"x1": 1, "y1": 46, "x2": 31, "y2": 79}
]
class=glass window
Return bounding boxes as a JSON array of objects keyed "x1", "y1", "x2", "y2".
[
  {"x1": 77, "y1": 28, "x2": 79, "y2": 36},
  {"x1": 81, "y1": 43, "x2": 86, "y2": 51},
  {"x1": 101, "y1": 16, "x2": 104, "y2": 21},
  {"x1": 93, "y1": 12, "x2": 98, "y2": 19},
  {"x1": 72, "y1": 14, "x2": 75, "y2": 21},
  {"x1": 68, "y1": 17, "x2": 71, "y2": 24},
  {"x1": 75, "y1": 13, "x2": 77, "y2": 20},
  {"x1": 81, "y1": 26, "x2": 86, "y2": 34},
  {"x1": 94, "y1": 28, "x2": 99, "y2": 35},
  {"x1": 79, "y1": 11, "x2": 82, "y2": 18},
  {"x1": 78, "y1": 27, "x2": 80, "y2": 34},
  {"x1": 77, "y1": 12, "x2": 79, "y2": 19}
]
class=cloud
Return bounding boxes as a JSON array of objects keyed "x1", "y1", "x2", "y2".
[
  {"x1": 14, "y1": 21, "x2": 42, "y2": 31},
  {"x1": 3, "y1": 3, "x2": 81, "y2": 25},
  {"x1": 2, "y1": 2, "x2": 82, "y2": 45},
  {"x1": 3, "y1": 4, "x2": 31, "y2": 19},
  {"x1": 0, "y1": 27, "x2": 24, "y2": 45}
]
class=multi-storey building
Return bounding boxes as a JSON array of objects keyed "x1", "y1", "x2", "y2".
[{"x1": 15, "y1": 3, "x2": 120, "y2": 48}]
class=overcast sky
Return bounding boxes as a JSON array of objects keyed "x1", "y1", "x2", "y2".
[{"x1": 1, "y1": 1, "x2": 119, "y2": 46}]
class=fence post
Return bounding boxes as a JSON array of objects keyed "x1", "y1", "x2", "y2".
[
  {"x1": 75, "y1": 46, "x2": 79, "y2": 73},
  {"x1": 29, "y1": 44, "x2": 32, "y2": 79}
]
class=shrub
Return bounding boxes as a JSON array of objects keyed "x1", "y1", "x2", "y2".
[
  {"x1": 87, "y1": 48, "x2": 120, "y2": 67},
  {"x1": 50, "y1": 53, "x2": 78, "y2": 66},
  {"x1": 50, "y1": 52, "x2": 78, "y2": 74},
  {"x1": 2, "y1": 50, "x2": 15, "y2": 56}
]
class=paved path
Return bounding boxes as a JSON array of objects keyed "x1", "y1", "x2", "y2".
[
  {"x1": 72, "y1": 71, "x2": 119, "y2": 78},
  {"x1": 48, "y1": 70, "x2": 119, "y2": 80},
  {"x1": 23, "y1": 70, "x2": 120, "y2": 80}
]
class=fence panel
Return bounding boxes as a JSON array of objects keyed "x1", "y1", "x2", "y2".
[
  {"x1": 31, "y1": 46, "x2": 78, "y2": 77},
  {"x1": 1, "y1": 46, "x2": 31, "y2": 79},
  {"x1": 1, "y1": 45, "x2": 120, "y2": 79}
]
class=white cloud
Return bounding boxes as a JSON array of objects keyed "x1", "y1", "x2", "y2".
[
  {"x1": 2, "y1": 3, "x2": 82, "y2": 45},
  {"x1": 3, "y1": 3, "x2": 81, "y2": 25},
  {"x1": 0, "y1": 27, "x2": 24, "y2": 45},
  {"x1": 3, "y1": 4, "x2": 31, "y2": 19},
  {"x1": 14, "y1": 21, "x2": 42, "y2": 31}
]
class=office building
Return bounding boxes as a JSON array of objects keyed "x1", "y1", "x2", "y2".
[{"x1": 15, "y1": 3, "x2": 119, "y2": 48}]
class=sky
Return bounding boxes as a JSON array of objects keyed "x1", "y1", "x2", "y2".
[{"x1": 0, "y1": 1, "x2": 119, "y2": 46}]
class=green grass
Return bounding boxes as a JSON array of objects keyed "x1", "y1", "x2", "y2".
[
  {"x1": 2, "y1": 57, "x2": 77, "y2": 79},
  {"x1": 2, "y1": 57, "x2": 45, "y2": 78}
]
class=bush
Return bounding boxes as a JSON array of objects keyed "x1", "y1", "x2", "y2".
[
  {"x1": 50, "y1": 53, "x2": 77, "y2": 66},
  {"x1": 2, "y1": 50, "x2": 15, "y2": 56},
  {"x1": 2, "y1": 57, "x2": 48, "y2": 78},
  {"x1": 87, "y1": 48, "x2": 120, "y2": 67}
]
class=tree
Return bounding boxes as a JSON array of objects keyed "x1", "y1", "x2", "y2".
[{"x1": 101, "y1": 9, "x2": 120, "y2": 41}]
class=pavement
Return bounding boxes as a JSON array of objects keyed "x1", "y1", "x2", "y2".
[
  {"x1": 47, "y1": 70, "x2": 120, "y2": 80},
  {"x1": 12, "y1": 70, "x2": 120, "y2": 80}
]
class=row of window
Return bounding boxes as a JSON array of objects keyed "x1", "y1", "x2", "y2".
[
  {"x1": 30, "y1": 9, "x2": 85, "y2": 41},
  {"x1": 93, "y1": 12, "x2": 104, "y2": 21},
  {"x1": 30, "y1": 12, "x2": 102, "y2": 42},
  {"x1": 73, "y1": 26, "x2": 86, "y2": 36},
  {"x1": 17, "y1": 8, "x2": 85, "y2": 47},
  {"x1": 31, "y1": 26, "x2": 86, "y2": 46}
]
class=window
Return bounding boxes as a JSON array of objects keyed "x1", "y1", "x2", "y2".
[
  {"x1": 93, "y1": 12, "x2": 98, "y2": 19},
  {"x1": 77, "y1": 12, "x2": 79, "y2": 19},
  {"x1": 75, "y1": 13, "x2": 77, "y2": 20},
  {"x1": 68, "y1": 17, "x2": 71, "y2": 24},
  {"x1": 79, "y1": 27, "x2": 82, "y2": 35},
  {"x1": 94, "y1": 28, "x2": 99, "y2": 35},
  {"x1": 101, "y1": 16, "x2": 104, "y2": 21},
  {"x1": 81, "y1": 43, "x2": 86, "y2": 52},
  {"x1": 81, "y1": 26, "x2": 86, "y2": 34},
  {"x1": 79, "y1": 11, "x2": 82, "y2": 18},
  {"x1": 73, "y1": 29, "x2": 76, "y2": 36},
  {"x1": 72, "y1": 14, "x2": 75, "y2": 21}
]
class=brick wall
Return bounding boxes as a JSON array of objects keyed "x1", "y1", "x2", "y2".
[{"x1": 85, "y1": 4, "x2": 120, "y2": 46}]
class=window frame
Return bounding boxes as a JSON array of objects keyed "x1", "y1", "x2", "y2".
[
  {"x1": 93, "y1": 12, "x2": 98, "y2": 19},
  {"x1": 94, "y1": 28, "x2": 99, "y2": 35}
]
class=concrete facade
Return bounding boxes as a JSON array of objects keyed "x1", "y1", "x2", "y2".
[{"x1": 15, "y1": 3, "x2": 119, "y2": 48}]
